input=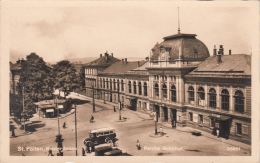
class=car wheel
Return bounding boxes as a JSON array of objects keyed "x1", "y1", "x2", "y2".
[{"x1": 105, "y1": 137, "x2": 111, "y2": 144}]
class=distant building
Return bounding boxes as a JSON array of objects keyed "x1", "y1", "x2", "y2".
[
  {"x1": 84, "y1": 32, "x2": 251, "y2": 144},
  {"x1": 10, "y1": 59, "x2": 24, "y2": 94}
]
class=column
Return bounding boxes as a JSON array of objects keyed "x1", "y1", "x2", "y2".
[
  {"x1": 159, "y1": 76, "x2": 161, "y2": 99},
  {"x1": 216, "y1": 85, "x2": 220, "y2": 110},
  {"x1": 205, "y1": 84, "x2": 208, "y2": 107},
  {"x1": 159, "y1": 106, "x2": 165, "y2": 122},
  {"x1": 167, "y1": 75, "x2": 170, "y2": 101},
  {"x1": 179, "y1": 76, "x2": 185, "y2": 103},
  {"x1": 168, "y1": 108, "x2": 172, "y2": 124}
]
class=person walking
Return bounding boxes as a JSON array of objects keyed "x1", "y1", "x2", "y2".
[
  {"x1": 11, "y1": 128, "x2": 15, "y2": 137},
  {"x1": 82, "y1": 148, "x2": 85, "y2": 156},
  {"x1": 63, "y1": 122, "x2": 66, "y2": 129},
  {"x1": 48, "y1": 147, "x2": 53, "y2": 156},
  {"x1": 216, "y1": 128, "x2": 220, "y2": 138},
  {"x1": 136, "y1": 140, "x2": 141, "y2": 150},
  {"x1": 86, "y1": 142, "x2": 90, "y2": 153}
]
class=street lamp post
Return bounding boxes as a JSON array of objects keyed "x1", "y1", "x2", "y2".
[
  {"x1": 92, "y1": 85, "x2": 95, "y2": 113},
  {"x1": 22, "y1": 86, "x2": 26, "y2": 133},
  {"x1": 74, "y1": 103, "x2": 77, "y2": 156},
  {"x1": 55, "y1": 96, "x2": 60, "y2": 135}
]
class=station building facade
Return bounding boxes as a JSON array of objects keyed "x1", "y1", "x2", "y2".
[{"x1": 84, "y1": 32, "x2": 251, "y2": 144}]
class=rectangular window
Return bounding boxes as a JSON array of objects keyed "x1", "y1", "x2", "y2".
[
  {"x1": 199, "y1": 115, "x2": 203, "y2": 124},
  {"x1": 236, "y1": 123, "x2": 242, "y2": 135},
  {"x1": 189, "y1": 112, "x2": 193, "y2": 122}
]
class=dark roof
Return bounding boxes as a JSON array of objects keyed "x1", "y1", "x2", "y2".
[
  {"x1": 163, "y1": 33, "x2": 197, "y2": 40},
  {"x1": 101, "y1": 60, "x2": 147, "y2": 74},
  {"x1": 151, "y1": 33, "x2": 209, "y2": 61},
  {"x1": 10, "y1": 62, "x2": 21, "y2": 71},
  {"x1": 187, "y1": 54, "x2": 251, "y2": 76},
  {"x1": 86, "y1": 54, "x2": 120, "y2": 67}
]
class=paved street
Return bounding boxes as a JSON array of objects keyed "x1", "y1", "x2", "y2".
[{"x1": 10, "y1": 98, "x2": 251, "y2": 156}]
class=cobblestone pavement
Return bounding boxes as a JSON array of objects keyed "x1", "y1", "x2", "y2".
[{"x1": 10, "y1": 96, "x2": 251, "y2": 156}]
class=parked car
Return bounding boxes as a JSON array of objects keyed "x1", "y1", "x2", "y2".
[{"x1": 83, "y1": 127, "x2": 116, "y2": 147}]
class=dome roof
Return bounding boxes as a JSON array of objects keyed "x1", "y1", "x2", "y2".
[{"x1": 151, "y1": 33, "x2": 210, "y2": 61}]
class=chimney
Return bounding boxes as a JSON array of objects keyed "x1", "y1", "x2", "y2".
[
  {"x1": 121, "y1": 59, "x2": 124, "y2": 64},
  {"x1": 137, "y1": 61, "x2": 140, "y2": 67},
  {"x1": 125, "y1": 58, "x2": 127, "y2": 64},
  {"x1": 219, "y1": 45, "x2": 224, "y2": 55},
  {"x1": 105, "y1": 53, "x2": 108, "y2": 61},
  {"x1": 111, "y1": 53, "x2": 113, "y2": 57},
  {"x1": 217, "y1": 54, "x2": 222, "y2": 63},
  {"x1": 213, "y1": 45, "x2": 217, "y2": 56},
  {"x1": 229, "y1": 50, "x2": 231, "y2": 55},
  {"x1": 100, "y1": 54, "x2": 102, "y2": 58}
]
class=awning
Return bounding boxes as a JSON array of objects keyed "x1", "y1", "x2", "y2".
[
  {"x1": 208, "y1": 114, "x2": 231, "y2": 121},
  {"x1": 46, "y1": 109, "x2": 54, "y2": 113},
  {"x1": 58, "y1": 105, "x2": 64, "y2": 109}
]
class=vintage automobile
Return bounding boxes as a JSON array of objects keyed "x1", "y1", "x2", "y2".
[{"x1": 83, "y1": 127, "x2": 116, "y2": 147}]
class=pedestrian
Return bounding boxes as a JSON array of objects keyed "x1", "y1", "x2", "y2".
[
  {"x1": 63, "y1": 122, "x2": 66, "y2": 129},
  {"x1": 48, "y1": 147, "x2": 53, "y2": 156},
  {"x1": 11, "y1": 128, "x2": 15, "y2": 137},
  {"x1": 86, "y1": 142, "x2": 90, "y2": 153},
  {"x1": 160, "y1": 126, "x2": 163, "y2": 135},
  {"x1": 136, "y1": 140, "x2": 141, "y2": 150},
  {"x1": 91, "y1": 142, "x2": 95, "y2": 152},
  {"x1": 90, "y1": 115, "x2": 94, "y2": 123},
  {"x1": 216, "y1": 128, "x2": 220, "y2": 138},
  {"x1": 82, "y1": 148, "x2": 85, "y2": 156},
  {"x1": 114, "y1": 106, "x2": 116, "y2": 112}
]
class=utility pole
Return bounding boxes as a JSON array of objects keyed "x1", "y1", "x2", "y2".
[
  {"x1": 154, "y1": 111, "x2": 158, "y2": 135},
  {"x1": 92, "y1": 85, "x2": 95, "y2": 113},
  {"x1": 22, "y1": 86, "x2": 26, "y2": 133},
  {"x1": 118, "y1": 102, "x2": 122, "y2": 120},
  {"x1": 75, "y1": 103, "x2": 77, "y2": 156}
]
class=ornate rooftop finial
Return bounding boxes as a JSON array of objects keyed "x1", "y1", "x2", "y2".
[{"x1": 178, "y1": 7, "x2": 180, "y2": 34}]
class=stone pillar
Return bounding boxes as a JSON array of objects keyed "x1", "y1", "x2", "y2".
[
  {"x1": 159, "y1": 106, "x2": 165, "y2": 122},
  {"x1": 168, "y1": 108, "x2": 172, "y2": 124},
  {"x1": 205, "y1": 84, "x2": 208, "y2": 107}
]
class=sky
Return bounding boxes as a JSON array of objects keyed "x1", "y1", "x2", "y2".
[{"x1": 8, "y1": 1, "x2": 257, "y2": 63}]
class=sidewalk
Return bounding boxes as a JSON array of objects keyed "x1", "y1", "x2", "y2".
[{"x1": 162, "y1": 123, "x2": 251, "y2": 152}]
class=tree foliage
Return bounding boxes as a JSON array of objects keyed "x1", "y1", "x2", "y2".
[{"x1": 50, "y1": 60, "x2": 81, "y2": 95}]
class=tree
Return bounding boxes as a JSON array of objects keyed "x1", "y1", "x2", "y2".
[
  {"x1": 18, "y1": 53, "x2": 53, "y2": 101},
  {"x1": 50, "y1": 60, "x2": 81, "y2": 95}
]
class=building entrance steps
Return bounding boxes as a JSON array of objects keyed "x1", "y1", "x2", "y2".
[{"x1": 161, "y1": 123, "x2": 251, "y2": 153}]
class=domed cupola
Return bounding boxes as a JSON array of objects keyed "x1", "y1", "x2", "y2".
[{"x1": 151, "y1": 33, "x2": 210, "y2": 62}]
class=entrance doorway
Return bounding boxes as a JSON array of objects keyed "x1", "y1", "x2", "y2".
[
  {"x1": 211, "y1": 118, "x2": 231, "y2": 139},
  {"x1": 110, "y1": 93, "x2": 112, "y2": 102},
  {"x1": 163, "y1": 107, "x2": 168, "y2": 122},
  {"x1": 130, "y1": 99, "x2": 137, "y2": 111},
  {"x1": 171, "y1": 109, "x2": 177, "y2": 127}
]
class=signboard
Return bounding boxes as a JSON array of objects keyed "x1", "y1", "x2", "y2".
[{"x1": 193, "y1": 113, "x2": 198, "y2": 123}]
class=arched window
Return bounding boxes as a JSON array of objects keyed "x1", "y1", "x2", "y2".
[
  {"x1": 121, "y1": 80, "x2": 124, "y2": 92},
  {"x1": 117, "y1": 79, "x2": 119, "y2": 91},
  {"x1": 133, "y1": 82, "x2": 137, "y2": 94},
  {"x1": 198, "y1": 87, "x2": 205, "y2": 106},
  {"x1": 234, "y1": 90, "x2": 244, "y2": 113},
  {"x1": 128, "y1": 81, "x2": 132, "y2": 93},
  {"x1": 113, "y1": 79, "x2": 116, "y2": 90},
  {"x1": 100, "y1": 78, "x2": 103, "y2": 88},
  {"x1": 154, "y1": 83, "x2": 159, "y2": 98},
  {"x1": 138, "y1": 82, "x2": 142, "y2": 95},
  {"x1": 171, "y1": 85, "x2": 176, "y2": 102},
  {"x1": 162, "y1": 84, "x2": 167, "y2": 99},
  {"x1": 221, "y1": 89, "x2": 229, "y2": 111},
  {"x1": 106, "y1": 79, "x2": 109, "y2": 89},
  {"x1": 208, "y1": 88, "x2": 216, "y2": 108},
  {"x1": 110, "y1": 79, "x2": 112, "y2": 90},
  {"x1": 188, "y1": 86, "x2": 194, "y2": 104},
  {"x1": 103, "y1": 79, "x2": 106, "y2": 89},
  {"x1": 144, "y1": 82, "x2": 147, "y2": 96}
]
